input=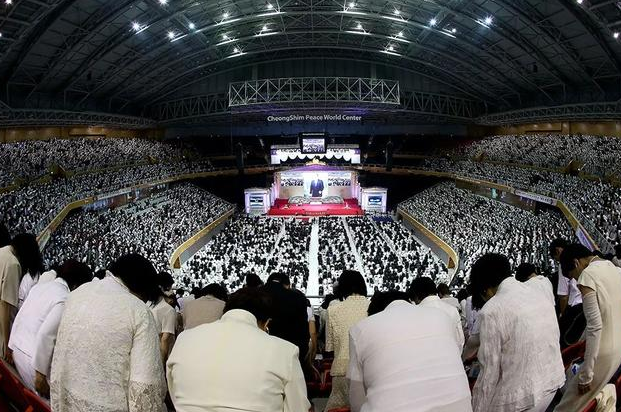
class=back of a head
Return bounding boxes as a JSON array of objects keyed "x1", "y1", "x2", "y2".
[
  {"x1": 266, "y1": 272, "x2": 290, "y2": 287},
  {"x1": 614, "y1": 244, "x2": 621, "y2": 259},
  {"x1": 368, "y1": 291, "x2": 409, "y2": 316},
  {"x1": 201, "y1": 283, "x2": 229, "y2": 302},
  {"x1": 224, "y1": 288, "x2": 273, "y2": 323},
  {"x1": 549, "y1": 238, "x2": 568, "y2": 257},
  {"x1": 245, "y1": 273, "x2": 264, "y2": 288},
  {"x1": 57, "y1": 260, "x2": 94, "y2": 290},
  {"x1": 337, "y1": 270, "x2": 367, "y2": 299},
  {"x1": 559, "y1": 243, "x2": 594, "y2": 278},
  {"x1": 157, "y1": 271, "x2": 175, "y2": 292},
  {"x1": 437, "y1": 283, "x2": 451, "y2": 297},
  {"x1": 0, "y1": 222, "x2": 10, "y2": 248},
  {"x1": 456, "y1": 288, "x2": 469, "y2": 303},
  {"x1": 469, "y1": 253, "x2": 512, "y2": 310},
  {"x1": 515, "y1": 263, "x2": 537, "y2": 283},
  {"x1": 407, "y1": 276, "x2": 438, "y2": 303},
  {"x1": 11, "y1": 233, "x2": 43, "y2": 276},
  {"x1": 94, "y1": 269, "x2": 107, "y2": 280},
  {"x1": 108, "y1": 254, "x2": 160, "y2": 303}
]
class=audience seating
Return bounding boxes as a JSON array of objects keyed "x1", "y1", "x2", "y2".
[
  {"x1": 327, "y1": 408, "x2": 350, "y2": 412},
  {"x1": 0, "y1": 360, "x2": 29, "y2": 411},
  {"x1": 581, "y1": 399, "x2": 597, "y2": 412},
  {"x1": 23, "y1": 388, "x2": 51, "y2": 412}
]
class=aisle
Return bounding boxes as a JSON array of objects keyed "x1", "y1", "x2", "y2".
[{"x1": 307, "y1": 218, "x2": 320, "y2": 297}]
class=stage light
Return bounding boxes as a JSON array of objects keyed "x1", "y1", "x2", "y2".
[
  {"x1": 223, "y1": 11, "x2": 230, "y2": 19},
  {"x1": 397, "y1": 31, "x2": 403, "y2": 37},
  {"x1": 349, "y1": 2, "x2": 356, "y2": 8},
  {"x1": 267, "y1": 3, "x2": 274, "y2": 9},
  {"x1": 393, "y1": 9, "x2": 400, "y2": 15},
  {"x1": 576, "y1": 0, "x2": 583, "y2": 3},
  {"x1": 388, "y1": 45, "x2": 395, "y2": 51},
  {"x1": 132, "y1": 22, "x2": 141, "y2": 31},
  {"x1": 356, "y1": 22, "x2": 363, "y2": 30},
  {"x1": 485, "y1": 16, "x2": 493, "y2": 25},
  {"x1": 167, "y1": 31, "x2": 175, "y2": 39},
  {"x1": 189, "y1": 22, "x2": 195, "y2": 29},
  {"x1": 615, "y1": 32, "x2": 620, "y2": 39},
  {"x1": 452, "y1": 28, "x2": 457, "y2": 33},
  {"x1": 5, "y1": 0, "x2": 12, "y2": 5},
  {"x1": 262, "y1": 24, "x2": 268, "y2": 32},
  {"x1": 158, "y1": 0, "x2": 167, "y2": 5},
  {"x1": 222, "y1": 33, "x2": 229, "y2": 40},
  {"x1": 233, "y1": 46, "x2": 240, "y2": 53},
  {"x1": 429, "y1": 18, "x2": 437, "y2": 26}
]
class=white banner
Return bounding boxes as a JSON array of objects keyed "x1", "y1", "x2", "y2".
[{"x1": 514, "y1": 190, "x2": 557, "y2": 206}]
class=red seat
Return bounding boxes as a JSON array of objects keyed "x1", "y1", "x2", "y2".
[
  {"x1": 581, "y1": 399, "x2": 597, "y2": 412},
  {"x1": 614, "y1": 372, "x2": 621, "y2": 407},
  {"x1": 23, "y1": 388, "x2": 51, "y2": 412},
  {"x1": 327, "y1": 409, "x2": 350, "y2": 412},
  {"x1": 561, "y1": 341, "x2": 586, "y2": 370},
  {"x1": 0, "y1": 360, "x2": 29, "y2": 410}
]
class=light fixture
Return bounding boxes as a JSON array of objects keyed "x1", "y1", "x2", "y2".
[
  {"x1": 484, "y1": 16, "x2": 493, "y2": 25},
  {"x1": 131, "y1": 22, "x2": 141, "y2": 31},
  {"x1": 233, "y1": 46, "x2": 240, "y2": 53},
  {"x1": 397, "y1": 31, "x2": 403, "y2": 37},
  {"x1": 576, "y1": 0, "x2": 583, "y2": 3},
  {"x1": 5, "y1": 0, "x2": 12, "y2": 5},
  {"x1": 394, "y1": 9, "x2": 400, "y2": 15},
  {"x1": 189, "y1": 22, "x2": 195, "y2": 29},
  {"x1": 158, "y1": 0, "x2": 167, "y2": 5},
  {"x1": 452, "y1": 28, "x2": 457, "y2": 33},
  {"x1": 429, "y1": 18, "x2": 437, "y2": 26},
  {"x1": 267, "y1": 3, "x2": 274, "y2": 9},
  {"x1": 349, "y1": 2, "x2": 356, "y2": 8},
  {"x1": 167, "y1": 31, "x2": 175, "y2": 39},
  {"x1": 388, "y1": 45, "x2": 395, "y2": 51},
  {"x1": 222, "y1": 33, "x2": 229, "y2": 40},
  {"x1": 356, "y1": 22, "x2": 363, "y2": 30},
  {"x1": 262, "y1": 24, "x2": 268, "y2": 31},
  {"x1": 223, "y1": 11, "x2": 230, "y2": 19},
  {"x1": 615, "y1": 32, "x2": 620, "y2": 39}
]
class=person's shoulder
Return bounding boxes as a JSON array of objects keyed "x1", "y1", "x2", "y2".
[{"x1": 265, "y1": 333, "x2": 299, "y2": 354}]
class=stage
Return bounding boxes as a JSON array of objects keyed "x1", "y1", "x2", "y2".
[{"x1": 268, "y1": 198, "x2": 363, "y2": 216}]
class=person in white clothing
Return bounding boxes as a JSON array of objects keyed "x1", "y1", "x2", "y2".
[
  {"x1": 438, "y1": 283, "x2": 461, "y2": 312},
  {"x1": 515, "y1": 263, "x2": 555, "y2": 306},
  {"x1": 408, "y1": 276, "x2": 464, "y2": 348},
  {"x1": 470, "y1": 253, "x2": 565, "y2": 412},
  {"x1": 8, "y1": 260, "x2": 93, "y2": 397},
  {"x1": 17, "y1": 272, "x2": 39, "y2": 309},
  {"x1": 50, "y1": 254, "x2": 166, "y2": 412},
  {"x1": 167, "y1": 288, "x2": 311, "y2": 412},
  {"x1": 348, "y1": 291, "x2": 472, "y2": 412},
  {"x1": 150, "y1": 271, "x2": 177, "y2": 364}
]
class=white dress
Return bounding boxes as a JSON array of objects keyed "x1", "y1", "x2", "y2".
[{"x1": 50, "y1": 276, "x2": 166, "y2": 412}]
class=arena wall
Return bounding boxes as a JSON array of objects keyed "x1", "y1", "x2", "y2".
[{"x1": 474, "y1": 121, "x2": 621, "y2": 138}]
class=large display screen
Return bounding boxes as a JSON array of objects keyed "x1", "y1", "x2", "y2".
[
  {"x1": 280, "y1": 170, "x2": 352, "y2": 198},
  {"x1": 301, "y1": 138, "x2": 326, "y2": 154},
  {"x1": 249, "y1": 195, "x2": 264, "y2": 207}
]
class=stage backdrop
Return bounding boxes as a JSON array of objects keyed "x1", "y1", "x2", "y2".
[{"x1": 278, "y1": 169, "x2": 356, "y2": 199}]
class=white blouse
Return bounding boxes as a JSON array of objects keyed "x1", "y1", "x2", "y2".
[{"x1": 51, "y1": 276, "x2": 166, "y2": 412}]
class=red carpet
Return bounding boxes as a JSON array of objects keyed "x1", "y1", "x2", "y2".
[{"x1": 268, "y1": 198, "x2": 363, "y2": 216}]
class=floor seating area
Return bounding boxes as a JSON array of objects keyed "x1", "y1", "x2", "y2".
[{"x1": 0, "y1": 360, "x2": 51, "y2": 412}]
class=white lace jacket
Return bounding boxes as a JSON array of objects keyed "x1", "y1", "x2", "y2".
[{"x1": 51, "y1": 276, "x2": 166, "y2": 412}]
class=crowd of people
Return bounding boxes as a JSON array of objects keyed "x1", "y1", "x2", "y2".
[
  {"x1": 0, "y1": 159, "x2": 215, "y2": 236},
  {"x1": 400, "y1": 182, "x2": 576, "y2": 286},
  {"x1": 0, "y1": 137, "x2": 187, "y2": 187},
  {"x1": 43, "y1": 184, "x2": 232, "y2": 273},
  {"x1": 456, "y1": 133, "x2": 621, "y2": 177}
]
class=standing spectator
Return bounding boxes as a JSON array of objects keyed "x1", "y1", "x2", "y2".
[
  {"x1": 348, "y1": 291, "x2": 472, "y2": 412},
  {"x1": 50, "y1": 254, "x2": 166, "y2": 412},
  {"x1": 263, "y1": 273, "x2": 310, "y2": 370},
  {"x1": 182, "y1": 283, "x2": 227, "y2": 329},
  {"x1": 167, "y1": 288, "x2": 311, "y2": 412},
  {"x1": 150, "y1": 271, "x2": 177, "y2": 365},
  {"x1": 555, "y1": 244, "x2": 621, "y2": 411},
  {"x1": 470, "y1": 254, "x2": 564, "y2": 412},
  {"x1": 8, "y1": 260, "x2": 93, "y2": 396},
  {"x1": 515, "y1": 263, "x2": 555, "y2": 305},
  {"x1": 325, "y1": 270, "x2": 369, "y2": 411},
  {"x1": 612, "y1": 245, "x2": 621, "y2": 268},
  {"x1": 409, "y1": 276, "x2": 464, "y2": 348},
  {"x1": 0, "y1": 233, "x2": 42, "y2": 361},
  {"x1": 438, "y1": 283, "x2": 461, "y2": 312},
  {"x1": 550, "y1": 239, "x2": 585, "y2": 347}
]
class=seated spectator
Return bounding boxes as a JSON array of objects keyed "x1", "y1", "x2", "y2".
[
  {"x1": 554, "y1": 244, "x2": 621, "y2": 411},
  {"x1": 245, "y1": 273, "x2": 264, "y2": 288},
  {"x1": 50, "y1": 254, "x2": 166, "y2": 412},
  {"x1": 166, "y1": 288, "x2": 311, "y2": 412},
  {"x1": 470, "y1": 253, "x2": 564, "y2": 412},
  {"x1": 408, "y1": 276, "x2": 464, "y2": 348},
  {"x1": 348, "y1": 291, "x2": 472, "y2": 412},
  {"x1": 150, "y1": 271, "x2": 177, "y2": 364},
  {"x1": 515, "y1": 262, "x2": 554, "y2": 305},
  {"x1": 325, "y1": 270, "x2": 369, "y2": 411},
  {"x1": 183, "y1": 283, "x2": 228, "y2": 329},
  {"x1": 0, "y1": 233, "x2": 42, "y2": 361},
  {"x1": 8, "y1": 260, "x2": 93, "y2": 396},
  {"x1": 263, "y1": 273, "x2": 310, "y2": 372}
]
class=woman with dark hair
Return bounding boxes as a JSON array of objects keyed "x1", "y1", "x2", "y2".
[
  {"x1": 0, "y1": 222, "x2": 10, "y2": 248},
  {"x1": 150, "y1": 271, "x2": 177, "y2": 364},
  {"x1": 50, "y1": 254, "x2": 166, "y2": 412},
  {"x1": 0, "y1": 233, "x2": 42, "y2": 360},
  {"x1": 9, "y1": 260, "x2": 93, "y2": 397},
  {"x1": 325, "y1": 270, "x2": 369, "y2": 410}
]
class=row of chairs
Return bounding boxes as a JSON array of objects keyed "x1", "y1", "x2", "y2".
[{"x1": 0, "y1": 360, "x2": 50, "y2": 412}]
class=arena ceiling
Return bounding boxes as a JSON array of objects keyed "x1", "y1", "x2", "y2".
[{"x1": 1, "y1": 0, "x2": 621, "y2": 126}]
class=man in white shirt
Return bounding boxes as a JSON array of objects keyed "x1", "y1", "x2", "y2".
[
  {"x1": 470, "y1": 254, "x2": 565, "y2": 412},
  {"x1": 347, "y1": 291, "x2": 472, "y2": 412},
  {"x1": 408, "y1": 276, "x2": 464, "y2": 348},
  {"x1": 438, "y1": 283, "x2": 461, "y2": 311},
  {"x1": 515, "y1": 263, "x2": 555, "y2": 306},
  {"x1": 550, "y1": 239, "x2": 585, "y2": 347},
  {"x1": 9, "y1": 260, "x2": 93, "y2": 397},
  {"x1": 167, "y1": 288, "x2": 310, "y2": 412}
]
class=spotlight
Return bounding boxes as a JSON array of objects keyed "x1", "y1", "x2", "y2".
[
  {"x1": 222, "y1": 33, "x2": 229, "y2": 40},
  {"x1": 223, "y1": 11, "x2": 230, "y2": 19},
  {"x1": 349, "y1": 2, "x2": 356, "y2": 8},
  {"x1": 615, "y1": 32, "x2": 620, "y2": 39},
  {"x1": 429, "y1": 18, "x2": 437, "y2": 26},
  {"x1": 394, "y1": 9, "x2": 400, "y2": 15},
  {"x1": 189, "y1": 22, "x2": 195, "y2": 29},
  {"x1": 131, "y1": 22, "x2": 141, "y2": 31},
  {"x1": 167, "y1": 31, "x2": 175, "y2": 39},
  {"x1": 158, "y1": 0, "x2": 167, "y2": 5},
  {"x1": 262, "y1": 24, "x2": 268, "y2": 31},
  {"x1": 233, "y1": 47, "x2": 240, "y2": 53},
  {"x1": 452, "y1": 28, "x2": 457, "y2": 33},
  {"x1": 397, "y1": 31, "x2": 403, "y2": 37},
  {"x1": 388, "y1": 45, "x2": 395, "y2": 51},
  {"x1": 5, "y1": 0, "x2": 12, "y2": 5},
  {"x1": 267, "y1": 3, "x2": 274, "y2": 9},
  {"x1": 356, "y1": 22, "x2": 363, "y2": 30},
  {"x1": 484, "y1": 16, "x2": 493, "y2": 25}
]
